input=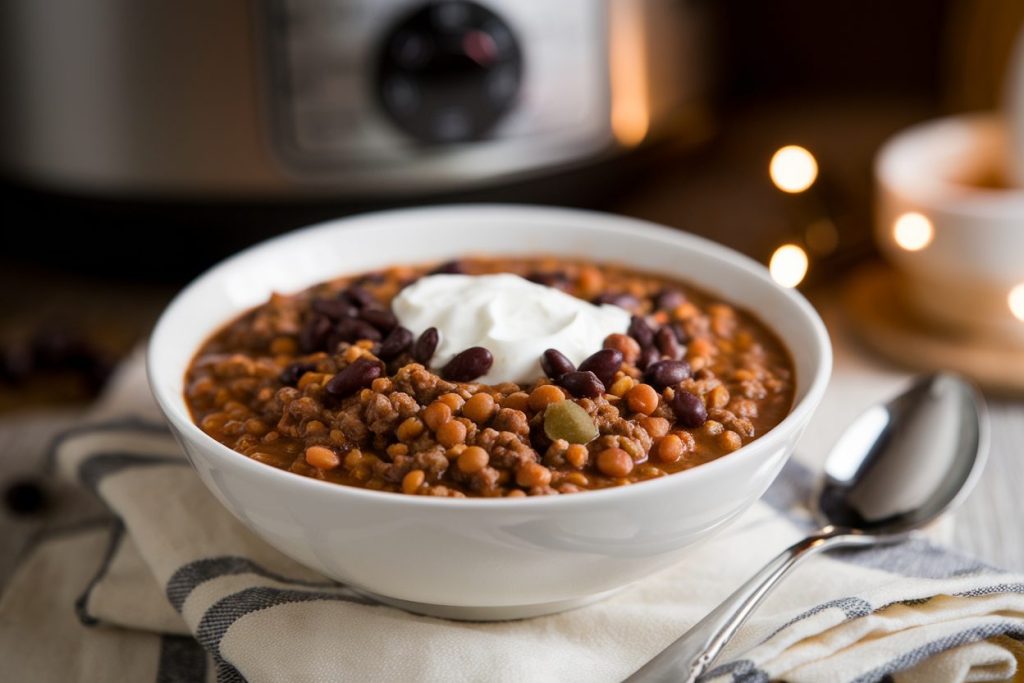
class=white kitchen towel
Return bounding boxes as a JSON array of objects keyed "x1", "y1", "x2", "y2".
[{"x1": 0, "y1": 350, "x2": 1022, "y2": 683}]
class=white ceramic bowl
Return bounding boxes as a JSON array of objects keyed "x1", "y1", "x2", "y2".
[{"x1": 148, "y1": 205, "x2": 831, "y2": 620}]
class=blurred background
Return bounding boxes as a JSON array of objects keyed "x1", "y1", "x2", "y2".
[{"x1": 1, "y1": 0, "x2": 1022, "y2": 410}]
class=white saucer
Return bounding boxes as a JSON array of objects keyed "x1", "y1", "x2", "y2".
[{"x1": 842, "y1": 263, "x2": 1024, "y2": 396}]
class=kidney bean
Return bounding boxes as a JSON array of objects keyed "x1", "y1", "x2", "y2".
[
  {"x1": 0, "y1": 341, "x2": 33, "y2": 384},
  {"x1": 557, "y1": 370, "x2": 605, "y2": 398},
  {"x1": 645, "y1": 359, "x2": 692, "y2": 389},
  {"x1": 413, "y1": 327, "x2": 439, "y2": 364},
  {"x1": 578, "y1": 349, "x2": 623, "y2": 388},
  {"x1": 354, "y1": 272, "x2": 387, "y2": 286},
  {"x1": 279, "y1": 361, "x2": 318, "y2": 386},
  {"x1": 430, "y1": 260, "x2": 464, "y2": 275},
  {"x1": 654, "y1": 288, "x2": 686, "y2": 312},
  {"x1": 628, "y1": 315, "x2": 655, "y2": 349},
  {"x1": 593, "y1": 292, "x2": 641, "y2": 311},
  {"x1": 30, "y1": 328, "x2": 89, "y2": 368},
  {"x1": 342, "y1": 286, "x2": 376, "y2": 309},
  {"x1": 325, "y1": 358, "x2": 384, "y2": 397},
  {"x1": 670, "y1": 322, "x2": 691, "y2": 344},
  {"x1": 359, "y1": 306, "x2": 397, "y2": 333},
  {"x1": 4, "y1": 478, "x2": 48, "y2": 515},
  {"x1": 442, "y1": 347, "x2": 493, "y2": 381},
  {"x1": 529, "y1": 421, "x2": 552, "y2": 453},
  {"x1": 335, "y1": 318, "x2": 382, "y2": 344},
  {"x1": 656, "y1": 326, "x2": 683, "y2": 360},
  {"x1": 311, "y1": 298, "x2": 357, "y2": 320},
  {"x1": 378, "y1": 326, "x2": 413, "y2": 361},
  {"x1": 299, "y1": 314, "x2": 332, "y2": 353},
  {"x1": 636, "y1": 345, "x2": 660, "y2": 370},
  {"x1": 527, "y1": 271, "x2": 570, "y2": 289},
  {"x1": 540, "y1": 349, "x2": 575, "y2": 379},
  {"x1": 670, "y1": 389, "x2": 708, "y2": 427}
]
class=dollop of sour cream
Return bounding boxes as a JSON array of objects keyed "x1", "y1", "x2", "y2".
[{"x1": 392, "y1": 274, "x2": 630, "y2": 385}]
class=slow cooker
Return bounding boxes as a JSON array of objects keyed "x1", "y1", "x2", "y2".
[{"x1": 0, "y1": 0, "x2": 708, "y2": 198}]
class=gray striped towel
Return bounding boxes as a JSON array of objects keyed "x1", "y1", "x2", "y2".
[{"x1": 1, "y1": 350, "x2": 1022, "y2": 682}]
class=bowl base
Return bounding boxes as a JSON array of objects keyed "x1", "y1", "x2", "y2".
[{"x1": 350, "y1": 586, "x2": 625, "y2": 621}]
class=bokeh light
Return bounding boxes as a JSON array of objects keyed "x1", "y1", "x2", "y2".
[
  {"x1": 1009, "y1": 283, "x2": 1024, "y2": 322},
  {"x1": 769, "y1": 244, "x2": 809, "y2": 288},
  {"x1": 769, "y1": 145, "x2": 818, "y2": 193},
  {"x1": 892, "y1": 212, "x2": 934, "y2": 251}
]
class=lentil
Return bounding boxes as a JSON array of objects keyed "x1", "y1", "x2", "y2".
[
  {"x1": 457, "y1": 446, "x2": 489, "y2": 473},
  {"x1": 436, "y1": 419, "x2": 467, "y2": 447},
  {"x1": 720, "y1": 430, "x2": 743, "y2": 452},
  {"x1": 639, "y1": 416, "x2": 670, "y2": 438},
  {"x1": 655, "y1": 434, "x2": 684, "y2": 463},
  {"x1": 517, "y1": 462, "x2": 553, "y2": 488},
  {"x1": 422, "y1": 402, "x2": 452, "y2": 431},
  {"x1": 402, "y1": 469, "x2": 425, "y2": 494},
  {"x1": 396, "y1": 417, "x2": 425, "y2": 441},
  {"x1": 528, "y1": 384, "x2": 564, "y2": 411},
  {"x1": 608, "y1": 375, "x2": 635, "y2": 398},
  {"x1": 305, "y1": 445, "x2": 339, "y2": 470},
  {"x1": 626, "y1": 383, "x2": 659, "y2": 415},
  {"x1": 501, "y1": 391, "x2": 530, "y2": 412},
  {"x1": 565, "y1": 443, "x2": 589, "y2": 469},
  {"x1": 437, "y1": 392, "x2": 466, "y2": 412},
  {"x1": 597, "y1": 448, "x2": 634, "y2": 478}
]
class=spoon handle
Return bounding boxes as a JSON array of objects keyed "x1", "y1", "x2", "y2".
[{"x1": 627, "y1": 527, "x2": 874, "y2": 683}]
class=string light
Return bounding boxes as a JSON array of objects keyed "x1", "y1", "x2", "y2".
[
  {"x1": 1009, "y1": 283, "x2": 1024, "y2": 322},
  {"x1": 769, "y1": 146, "x2": 818, "y2": 193},
  {"x1": 769, "y1": 244, "x2": 809, "y2": 288},
  {"x1": 892, "y1": 212, "x2": 934, "y2": 251}
]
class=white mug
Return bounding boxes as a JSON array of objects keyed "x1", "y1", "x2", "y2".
[{"x1": 875, "y1": 113, "x2": 1024, "y2": 346}]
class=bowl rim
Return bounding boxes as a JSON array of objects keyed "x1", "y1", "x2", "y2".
[
  {"x1": 147, "y1": 204, "x2": 832, "y2": 510},
  {"x1": 875, "y1": 113, "x2": 1024, "y2": 220}
]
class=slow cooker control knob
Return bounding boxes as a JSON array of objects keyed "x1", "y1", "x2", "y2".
[{"x1": 376, "y1": 1, "x2": 522, "y2": 143}]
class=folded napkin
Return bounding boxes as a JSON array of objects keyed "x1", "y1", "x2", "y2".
[{"x1": 1, "y1": 350, "x2": 1022, "y2": 682}]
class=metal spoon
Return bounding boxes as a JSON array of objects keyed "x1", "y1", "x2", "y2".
[{"x1": 628, "y1": 373, "x2": 988, "y2": 683}]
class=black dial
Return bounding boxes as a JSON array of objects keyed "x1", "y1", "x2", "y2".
[{"x1": 376, "y1": 1, "x2": 522, "y2": 144}]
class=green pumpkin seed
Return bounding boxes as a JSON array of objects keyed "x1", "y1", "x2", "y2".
[{"x1": 543, "y1": 400, "x2": 598, "y2": 444}]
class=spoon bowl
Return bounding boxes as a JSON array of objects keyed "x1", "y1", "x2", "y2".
[
  {"x1": 629, "y1": 373, "x2": 987, "y2": 682},
  {"x1": 818, "y1": 374, "x2": 987, "y2": 535}
]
